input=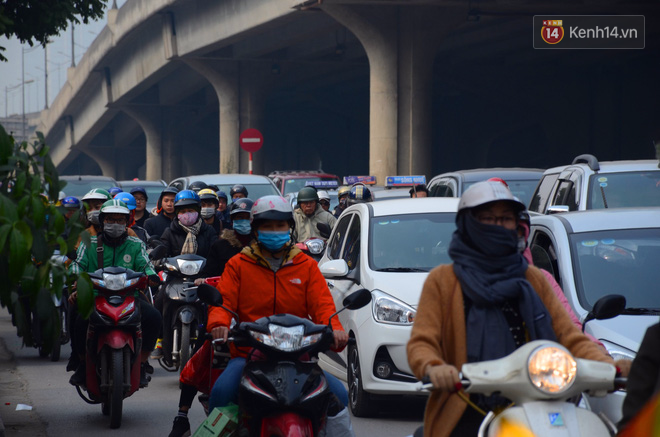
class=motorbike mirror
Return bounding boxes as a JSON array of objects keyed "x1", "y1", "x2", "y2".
[
  {"x1": 197, "y1": 283, "x2": 224, "y2": 306},
  {"x1": 147, "y1": 236, "x2": 162, "y2": 249},
  {"x1": 342, "y1": 288, "x2": 372, "y2": 310},
  {"x1": 149, "y1": 244, "x2": 167, "y2": 261},
  {"x1": 582, "y1": 294, "x2": 626, "y2": 331},
  {"x1": 316, "y1": 223, "x2": 332, "y2": 239}
]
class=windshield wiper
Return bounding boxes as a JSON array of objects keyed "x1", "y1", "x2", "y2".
[
  {"x1": 621, "y1": 308, "x2": 660, "y2": 316},
  {"x1": 375, "y1": 267, "x2": 429, "y2": 272}
]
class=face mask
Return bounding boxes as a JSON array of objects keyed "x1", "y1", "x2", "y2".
[
  {"x1": 178, "y1": 211, "x2": 199, "y2": 226},
  {"x1": 233, "y1": 219, "x2": 251, "y2": 235},
  {"x1": 257, "y1": 230, "x2": 290, "y2": 252},
  {"x1": 200, "y1": 207, "x2": 216, "y2": 219},
  {"x1": 87, "y1": 210, "x2": 100, "y2": 225},
  {"x1": 104, "y1": 223, "x2": 126, "y2": 239}
]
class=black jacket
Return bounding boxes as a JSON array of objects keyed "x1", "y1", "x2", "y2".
[
  {"x1": 144, "y1": 213, "x2": 173, "y2": 241},
  {"x1": 160, "y1": 219, "x2": 218, "y2": 258},
  {"x1": 134, "y1": 211, "x2": 152, "y2": 228},
  {"x1": 201, "y1": 229, "x2": 252, "y2": 277}
]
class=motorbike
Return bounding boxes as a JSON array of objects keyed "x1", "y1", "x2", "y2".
[
  {"x1": 75, "y1": 266, "x2": 148, "y2": 429},
  {"x1": 156, "y1": 253, "x2": 208, "y2": 373},
  {"x1": 295, "y1": 223, "x2": 332, "y2": 262},
  {"x1": 416, "y1": 294, "x2": 628, "y2": 437},
  {"x1": 196, "y1": 283, "x2": 372, "y2": 436}
]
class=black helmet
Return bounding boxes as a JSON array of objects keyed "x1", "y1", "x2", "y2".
[
  {"x1": 207, "y1": 184, "x2": 220, "y2": 192},
  {"x1": 230, "y1": 198, "x2": 254, "y2": 216},
  {"x1": 297, "y1": 187, "x2": 319, "y2": 204},
  {"x1": 347, "y1": 184, "x2": 373, "y2": 205},
  {"x1": 157, "y1": 186, "x2": 180, "y2": 210},
  {"x1": 188, "y1": 181, "x2": 208, "y2": 193},
  {"x1": 230, "y1": 184, "x2": 248, "y2": 198}
]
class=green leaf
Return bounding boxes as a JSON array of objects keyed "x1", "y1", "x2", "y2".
[
  {"x1": 14, "y1": 221, "x2": 33, "y2": 251},
  {"x1": 76, "y1": 272, "x2": 94, "y2": 319},
  {"x1": 8, "y1": 227, "x2": 28, "y2": 282},
  {"x1": 30, "y1": 226, "x2": 49, "y2": 265},
  {"x1": 0, "y1": 223, "x2": 11, "y2": 252},
  {"x1": 52, "y1": 211, "x2": 65, "y2": 236},
  {"x1": 13, "y1": 171, "x2": 26, "y2": 198},
  {"x1": 30, "y1": 195, "x2": 46, "y2": 228},
  {"x1": 0, "y1": 125, "x2": 11, "y2": 166},
  {"x1": 0, "y1": 194, "x2": 18, "y2": 222}
]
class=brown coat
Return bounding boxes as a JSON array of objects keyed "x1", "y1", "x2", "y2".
[{"x1": 407, "y1": 264, "x2": 613, "y2": 437}]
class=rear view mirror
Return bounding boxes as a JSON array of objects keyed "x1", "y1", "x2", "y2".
[
  {"x1": 582, "y1": 294, "x2": 626, "y2": 331},
  {"x1": 317, "y1": 223, "x2": 332, "y2": 239},
  {"x1": 342, "y1": 289, "x2": 372, "y2": 310},
  {"x1": 197, "y1": 283, "x2": 223, "y2": 307},
  {"x1": 149, "y1": 245, "x2": 167, "y2": 261}
]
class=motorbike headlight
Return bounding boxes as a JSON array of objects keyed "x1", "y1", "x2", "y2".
[
  {"x1": 102, "y1": 273, "x2": 127, "y2": 291},
  {"x1": 528, "y1": 345, "x2": 577, "y2": 395},
  {"x1": 249, "y1": 324, "x2": 321, "y2": 352},
  {"x1": 305, "y1": 239, "x2": 325, "y2": 255},
  {"x1": 372, "y1": 289, "x2": 415, "y2": 325},
  {"x1": 177, "y1": 259, "x2": 204, "y2": 275}
]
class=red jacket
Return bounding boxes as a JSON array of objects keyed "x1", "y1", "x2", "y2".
[{"x1": 207, "y1": 242, "x2": 344, "y2": 358}]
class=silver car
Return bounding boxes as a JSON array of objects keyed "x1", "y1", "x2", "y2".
[{"x1": 529, "y1": 208, "x2": 660, "y2": 423}]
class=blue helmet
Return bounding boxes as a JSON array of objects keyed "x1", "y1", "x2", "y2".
[
  {"x1": 174, "y1": 190, "x2": 201, "y2": 210},
  {"x1": 61, "y1": 196, "x2": 81, "y2": 209},
  {"x1": 108, "y1": 186, "x2": 123, "y2": 197},
  {"x1": 217, "y1": 190, "x2": 228, "y2": 201},
  {"x1": 347, "y1": 183, "x2": 373, "y2": 205},
  {"x1": 114, "y1": 192, "x2": 137, "y2": 211}
]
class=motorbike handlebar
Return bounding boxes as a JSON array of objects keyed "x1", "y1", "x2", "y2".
[{"x1": 416, "y1": 375, "x2": 471, "y2": 392}]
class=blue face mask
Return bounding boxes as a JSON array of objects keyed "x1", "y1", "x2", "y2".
[
  {"x1": 257, "y1": 230, "x2": 290, "y2": 252},
  {"x1": 233, "y1": 219, "x2": 252, "y2": 235}
]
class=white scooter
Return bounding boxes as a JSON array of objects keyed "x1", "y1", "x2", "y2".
[{"x1": 417, "y1": 294, "x2": 627, "y2": 437}]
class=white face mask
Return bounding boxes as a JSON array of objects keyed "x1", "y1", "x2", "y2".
[{"x1": 200, "y1": 207, "x2": 216, "y2": 219}]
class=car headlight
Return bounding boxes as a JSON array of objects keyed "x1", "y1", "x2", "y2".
[
  {"x1": 102, "y1": 273, "x2": 127, "y2": 291},
  {"x1": 305, "y1": 239, "x2": 325, "y2": 255},
  {"x1": 177, "y1": 259, "x2": 204, "y2": 275},
  {"x1": 249, "y1": 324, "x2": 323, "y2": 352},
  {"x1": 371, "y1": 289, "x2": 415, "y2": 325},
  {"x1": 528, "y1": 345, "x2": 577, "y2": 395}
]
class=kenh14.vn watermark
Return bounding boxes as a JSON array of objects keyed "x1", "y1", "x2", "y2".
[{"x1": 533, "y1": 16, "x2": 644, "y2": 49}]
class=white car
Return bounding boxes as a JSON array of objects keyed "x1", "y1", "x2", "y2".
[
  {"x1": 529, "y1": 208, "x2": 660, "y2": 423},
  {"x1": 317, "y1": 197, "x2": 459, "y2": 416}
]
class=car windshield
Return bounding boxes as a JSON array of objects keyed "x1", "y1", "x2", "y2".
[
  {"x1": 570, "y1": 228, "x2": 660, "y2": 311},
  {"x1": 369, "y1": 212, "x2": 456, "y2": 271},
  {"x1": 60, "y1": 179, "x2": 115, "y2": 198},
  {"x1": 283, "y1": 177, "x2": 338, "y2": 195},
  {"x1": 213, "y1": 183, "x2": 280, "y2": 200},
  {"x1": 120, "y1": 184, "x2": 168, "y2": 210},
  {"x1": 463, "y1": 179, "x2": 540, "y2": 206},
  {"x1": 587, "y1": 171, "x2": 660, "y2": 209}
]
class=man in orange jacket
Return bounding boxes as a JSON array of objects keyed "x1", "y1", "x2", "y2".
[{"x1": 206, "y1": 195, "x2": 348, "y2": 412}]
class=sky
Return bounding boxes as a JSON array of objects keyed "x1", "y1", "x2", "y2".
[{"x1": 0, "y1": 1, "x2": 128, "y2": 118}]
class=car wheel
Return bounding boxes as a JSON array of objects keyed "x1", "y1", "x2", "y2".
[{"x1": 348, "y1": 344, "x2": 376, "y2": 417}]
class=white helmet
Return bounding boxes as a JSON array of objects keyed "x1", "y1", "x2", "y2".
[
  {"x1": 251, "y1": 195, "x2": 294, "y2": 222},
  {"x1": 458, "y1": 181, "x2": 525, "y2": 213},
  {"x1": 317, "y1": 190, "x2": 330, "y2": 202}
]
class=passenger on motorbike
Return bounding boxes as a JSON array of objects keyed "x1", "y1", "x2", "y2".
[
  {"x1": 206, "y1": 195, "x2": 349, "y2": 413},
  {"x1": 333, "y1": 186, "x2": 350, "y2": 218},
  {"x1": 292, "y1": 187, "x2": 337, "y2": 244},
  {"x1": 346, "y1": 183, "x2": 373, "y2": 206},
  {"x1": 198, "y1": 188, "x2": 223, "y2": 236},
  {"x1": 406, "y1": 181, "x2": 626, "y2": 437},
  {"x1": 130, "y1": 186, "x2": 152, "y2": 228},
  {"x1": 114, "y1": 192, "x2": 151, "y2": 244},
  {"x1": 144, "y1": 186, "x2": 179, "y2": 241},
  {"x1": 168, "y1": 198, "x2": 255, "y2": 437},
  {"x1": 318, "y1": 190, "x2": 331, "y2": 211},
  {"x1": 67, "y1": 200, "x2": 162, "y2": 388}
]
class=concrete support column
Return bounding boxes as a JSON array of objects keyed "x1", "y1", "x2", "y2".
[
  {"x1": 83, "y1": 147, "x2": 116, "y2": 178},
  {"x1": 185, "y1": 59, "x2": 240, "y2": 174},
  {"x1": 322, "y1": 5, "x2": 398, "y2": 183},
  {"x1": 239, "y1": 65, "x2": 270, "y2": 175},
  {"x1": 123, "y1": 106, "x2": 163, "y2": 180}
]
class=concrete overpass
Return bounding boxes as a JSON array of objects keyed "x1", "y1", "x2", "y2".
[{"x1": 40, "y1": 0, "x2": 660, "y2": 184}]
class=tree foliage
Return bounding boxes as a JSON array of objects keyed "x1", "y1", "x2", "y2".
[
  {"x1": 0, "y1": 0, "x2": 108, "y2": 61},
  {"x1": 0, "y1": 124, "x2": 92, "y2": 351}
]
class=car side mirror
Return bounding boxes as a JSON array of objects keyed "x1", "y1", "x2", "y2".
[
  {"x1": 320, "y1": 259, "x2": 349, "y2": 278},
  {"x1": 582, "y1": 294, "x2": 626, "y2": 331},
  {"x1": 547, "y1": 205, "x2": 570, "y2": 214}
]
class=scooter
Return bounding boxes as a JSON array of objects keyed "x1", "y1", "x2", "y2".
[
  {"x1": 75, "y1": 266, "x2": 148, "y2": 429},
  {"x1": 416, "y1": 294, "x2": 627, "y2": 437},
  {"x1": 196, "y1": 283, "x2": 372, "y2": 436},
  {"x1": 295, "y1": 223, "x2": 331, "y2": 262},
  {"x1": 156, "y1": 253, "x2": 207, "y2": 373}
]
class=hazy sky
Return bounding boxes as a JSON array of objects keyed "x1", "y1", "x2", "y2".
[{"x1": 0, "y1": 1, "x2": 127, "y2": 117}]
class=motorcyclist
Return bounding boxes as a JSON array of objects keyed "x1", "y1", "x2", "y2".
[
  {"x1": 114, "y1": 192, "x2": 151, "y2": 244},
  {"x1": 229, "y1": 184, "x2": 248, "y2": 200},
  {"x1": 318, "y1": 190, "x2": 331, "y2": 211},
  {"x1": 168, "y1": 198, "x2": 255, "y2": 437},
  {"x1": 82, "y1": 188, "x2": 112, "y2": 234},
  {"x1": 409, "y1": 184, "x2": 428, "y2": 198},
  {"x1": 130, "y1": 186, "x2": 152, "y2": 228},
  {"x1": 216, "y1": 190, "x2": 231, "y2": 230},
  {"x1": 198, "y1": 188, "x2": 222, "y2": 236},
  {"x1": 144, "y1": 186, "x2": 179, "y2": 241},
  {"x1": 406, "y1": 181, "x2": 628, "y2": 437},
  {"x1": 206, "y1": 195, "x2": 349, "y2": 415},
  {"x1": 291, "y1": 187, "x2": 337, "y2": 243},
  {"x1": 61, "y1": 196, "x2": 82, "y2": 222},
  {"x1": 67, "y1": 199, "x2": 162, "y2": 388},
  {"x1": 346, "y1": 183, "x2": 373, "y2": 206},
  {"x1": 188, "y1": 180, "x2": 208, "y2": 193},
  {"x1": 333, "y1": 186, "x2": 350, "y2": 218}
]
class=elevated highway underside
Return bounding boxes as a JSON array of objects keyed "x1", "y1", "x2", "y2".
[{"x1": 41, "y1": 0, "x2": 660, "y2": 183}]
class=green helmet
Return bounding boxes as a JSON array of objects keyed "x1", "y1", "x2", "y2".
[
  {"x1": 98, "y1": 199, "x2": 130, "y2": 223},
  {"x1": 82, "y1": 188, "x2": 112, "y2": 202},
  {"x1": 297, "y1": 187, "x2": 319, "y2": 204}
]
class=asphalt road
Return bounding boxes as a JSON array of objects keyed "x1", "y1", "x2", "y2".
[{"x1": 0, "y1": 310, "x2": 425, "y2": 436}]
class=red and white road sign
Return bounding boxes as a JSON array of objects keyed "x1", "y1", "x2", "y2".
[{"x1": 239, "y1": 128, "x2": 263, "y2": 153}]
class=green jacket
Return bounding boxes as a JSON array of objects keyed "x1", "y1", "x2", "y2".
[{"x1": 69, "y1": 235, "x2": 156, "y2": 276}]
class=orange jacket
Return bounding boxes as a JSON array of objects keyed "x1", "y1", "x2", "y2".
[{"x1": 207, "y1": 242, "x2": 344, "y2": 358}]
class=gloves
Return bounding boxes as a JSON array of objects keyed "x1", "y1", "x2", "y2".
[{"x1": 148, "y1": 274, "x2": 161, "y2": 287}]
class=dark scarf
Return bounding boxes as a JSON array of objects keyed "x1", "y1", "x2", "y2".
[{"x1": 449, "y1": 212, "x2": 556, "y2": 363}]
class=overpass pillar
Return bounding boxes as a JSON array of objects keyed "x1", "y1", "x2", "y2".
[
  {"x1": 185, "y1": 59, "x2": 240, "y2": 174},
  {"x1": 82, "y1": 148, "x2": 116, "y2": 178},
  {"x1": 239, "y1": 64, "x2": 271, "y2": 176},
  {"x1": 123, "y1": 106, "x2": 163, "y2": 180}
]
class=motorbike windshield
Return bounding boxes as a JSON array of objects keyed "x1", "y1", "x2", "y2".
[
  {"x1": 369, "y1": 212, "x2": 456, "y2": 272},
  {"x1": 570, "y1": 228, "x2": 660, "y2": 312}
]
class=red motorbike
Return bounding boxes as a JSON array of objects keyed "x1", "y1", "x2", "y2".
[{"x1": 75, "y1": 266, "x2": 148, "y2": 429}]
